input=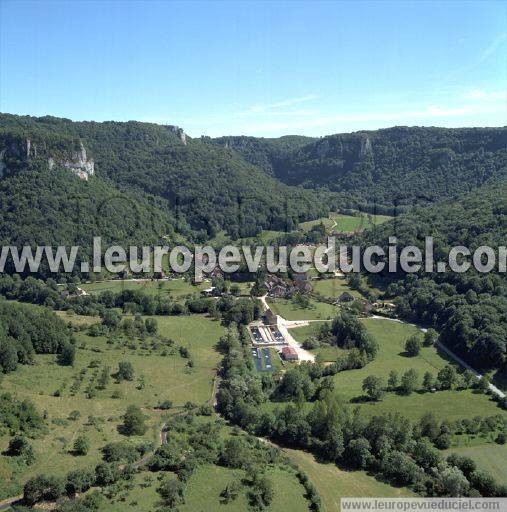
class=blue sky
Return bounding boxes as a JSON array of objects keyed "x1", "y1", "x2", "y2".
[{"x1": 0, "y1": 1, "x2": 505, "y2": 137}]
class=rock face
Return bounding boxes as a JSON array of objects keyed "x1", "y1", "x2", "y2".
[
  {"x1": 63, "y1": 141, "x2": 95, "y2": 180},
  {"x1": 360, "y1": 136, "x2": 373, "y2": 157},
  {"x1": 167, "y1": 125, "x2": 187, "y2": 145},
  {"x1": 0, "y1": 138, "x2": 94, "y2": 180}
]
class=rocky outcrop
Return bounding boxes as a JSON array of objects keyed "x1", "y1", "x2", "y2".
[
  {"x1": 360, "y1": 136, "x2": 372, "y2": 157},
  {"x1": 167, "y1": 125, "x2": 187, "y2": 145},
  {"x1": 63, "y1": 141, "x2": 95, "y2": 180},
  {"x1": 0, "y1": 138, "x2": 94, "y2": 180}
]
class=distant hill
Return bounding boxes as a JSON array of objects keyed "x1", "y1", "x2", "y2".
[
  {"x1": 361, "y1": 179, "x2": 507, "y2": 372},
  {"x1": 0, "y1": 114, "x2": 329, "y2": 250},
  {"x1": 211, "y1": 126, "x2": 507, "y2": 211}
]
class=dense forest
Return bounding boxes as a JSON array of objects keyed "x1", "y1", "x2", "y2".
[
  {"x1": 361, "y1": 180, "x2": 507, "y2": 372},
  {"x1": 0, "y1": 114, "x2": 329, "y2": 244},
  {"x1": 212, "y1": 127, "x2": 507, "y2": 212}
]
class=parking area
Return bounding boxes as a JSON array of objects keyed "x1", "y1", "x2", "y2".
[
  {"x1": 251, "y1": 347, "x2": 274, "y2": 372},
  {"x1": 270, "y1": 326, "x2": 284, "y2": 343},
  {"x1": 249, "y1": 325, "x2": 285, "y2": 345},
  {"x1": 251, "y1": 327, "x2": 264, "y2": 343}
]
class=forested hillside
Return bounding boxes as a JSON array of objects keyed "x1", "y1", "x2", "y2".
[
  {"x1": 0, "y1": 114, "x2": 329, "y2": 243},
  {"x1": 213, "y1": 127, "x2": 507, "y2": 212},
  {"x1": 209, "y1": 135, "x2": 315, "y2": 175},
  {"x1": 361, "y1": 180, "x2": 507, "y2": 372}
]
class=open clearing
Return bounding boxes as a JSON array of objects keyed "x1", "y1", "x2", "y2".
[
  {"x1": 285, "y1": 448, "x2": 414, "y2": 512},
  {"x1": 312, "y1": 277, "x2": 362, "y2": 299},
  {"x1": 100, "y1": 463, "x2": 309, "y2": 512},
  {"x1": 444, "y1": 444, "x2": 507, "y2": 487},
  {"x1": 331, "y1": 318, "x2": 503, "y2": 420},
  {"x1": 330, "y1": 212, "x2": 392, "y2": 232},
  {"x1": 267, "y1": 297, "x2": 338, "y2": 321}
]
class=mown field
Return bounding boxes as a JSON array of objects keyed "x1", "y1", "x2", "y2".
[
  {"x1": 267, "y1": 297, "x2": 338, "y2": 321},
  {"x1": 332, "y1": 318, "x2": 503, "y2": 421},
  {"x1": 0, "y1": 312, "x2": 225, "y2": 499},
  {"x1": 330, "y1": 212, "x2": 392, "y2": 232},
  {"x1": 312, "y1": 277, "x2": 362, "y2": 299}
]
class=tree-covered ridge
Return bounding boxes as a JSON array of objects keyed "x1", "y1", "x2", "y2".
[
  {"x1": 361, "y1": 180, "x2": 507, "y2": 371},
  {"x1": 208, "y1": 135, "x2": 315, "y2": 175},
  {"x1": 0, "y1": 114, "x2": 329, "y2": 241},
  {"x1": 213, "y1": 126, "x2": 507, "y2": 211}
]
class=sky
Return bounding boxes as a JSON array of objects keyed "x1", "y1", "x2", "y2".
[{"x1": 0, "y1": 0, "x2": 506, "y2": 137}]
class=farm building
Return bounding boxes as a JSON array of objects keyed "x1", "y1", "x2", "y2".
[{"x1": 281, "y1": 346, "x2": 298, "y2": 361}]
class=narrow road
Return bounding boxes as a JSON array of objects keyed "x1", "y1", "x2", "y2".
[
  {"x1": 369, "y1": 315, "x2": 505, "y2": 399},
  {"x1": 0, "y1": 496, "x2": 22, "y2": 511}
]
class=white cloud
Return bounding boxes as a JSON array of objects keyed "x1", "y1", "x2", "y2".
[{"x1": 241, "y1": 94, "x2": 318, "y2": 115}]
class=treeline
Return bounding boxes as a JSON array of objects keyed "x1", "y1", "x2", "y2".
[
  {"x1": 361, "y1": 180, "x2": 507, "y2": 371},
  {"x1": 216, "y1": 327, "x2": 507, "y2": 498},
  {"x1": 217, "y1": 127, "x2": 507, "y2": 211},
  {"x1": 0, "y1": 300, "x2": 72, "y2": 373},
  {"x1": 19, "y1": 409, "x2": 319, "y2": 511},
  {"x1": 0, "y1": 275, "x2": 262, "y2": 326}
]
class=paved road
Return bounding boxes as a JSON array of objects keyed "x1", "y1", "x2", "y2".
[{"x1": 370, "y1": 315, "x2": 505, "y2": 400}]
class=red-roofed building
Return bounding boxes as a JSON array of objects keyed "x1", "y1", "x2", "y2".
[{"x1": 281, "y1": 346, "x2": 299, "y2": 361}]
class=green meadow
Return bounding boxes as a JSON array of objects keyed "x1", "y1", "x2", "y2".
[
  {"x1": 445, "y1": 444, "x2": 507, "y2": 487},
  {"x1": 330, "y1": 212, "x2": 392, "y2": 232},
  {"x1": 0, "y1": 312, "x2": 225, "y2": 499},
  {"x1": 312, "y1": 277, "x2": 362, "y2": 299},
  {"x1": 80, "y1": 278, "x2": 208, "y2": 298},
  {"x1": 267, "y1": 297, "x2": 338, "y2": 321},
  {"x1": 285, "y1": 448, "x2": 414, "y2": 512}
]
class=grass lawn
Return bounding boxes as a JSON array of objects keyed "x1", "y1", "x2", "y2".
[
  {"x1": 330, "y1": 212, "x2": 392, "y2": 232},
  {"x1": 285, "y1": 448, "x2": 414, "y2": 512},
  {"x1": 299, "y1": 217, "x2": 335, "y2": 232},
  {"x1": 80, "y1": 278, "x2": 208, "y2": 299},
  {"x1": 289, "y1": 321, "x2": 346, "y2": 362},
  {"x1": 331, "y1": 318, "x2": 504, "y2": 421},
  {"x1": 444, "y1": 444, "x2": 507, "y2": 487},
  {"x1": 267, "y1": 298, "x2": 338, "y2": 321},
  {"x1": 312, "y1": 277, "x2": 362, "y2": 299},
  {"x1": 0, "y1": 313, "x2": 225, "y2": 499}
]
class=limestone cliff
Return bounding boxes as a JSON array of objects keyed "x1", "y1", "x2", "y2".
[{"x1": 0, "y1": 137, "x2": 94, "y2": 180}]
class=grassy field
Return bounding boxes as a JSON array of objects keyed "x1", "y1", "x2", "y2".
[
  {"x1": 100, "y1": 463, "x2": 310, "y2": 512},
  {"x1": 299, "y1": 217, "x2": 335, "y2": 232},
  {"x1": 80, "y1": 278, "x2": 208, "y2": 298},
  {"x1": 331, "y1": 318, "x2": 504, "y2": 420},
  {"x1": 444, "y1": 444, "x2": 507, "y2": 487},
  {"x1": 267, "y1": 297, "x2": 338, "y2": 321},
  {"x1": 312, "y1": 277, "x2": 362, "y2": 299},
  {"x1": 285, "y1": 448, "x2": 414, "y2": 512},
  {"x1": 289, "y1": 321, "x2": 347, "y2": 362},
  {"x1": 0, "y1": 313, "x2": 225, "y2": 499},
  {"x1": 330, "y1": 212, "x2": 392, "y2": 232},
  {"x1": 299, "y1": 212, "x2": 391, "y2": 235}
]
